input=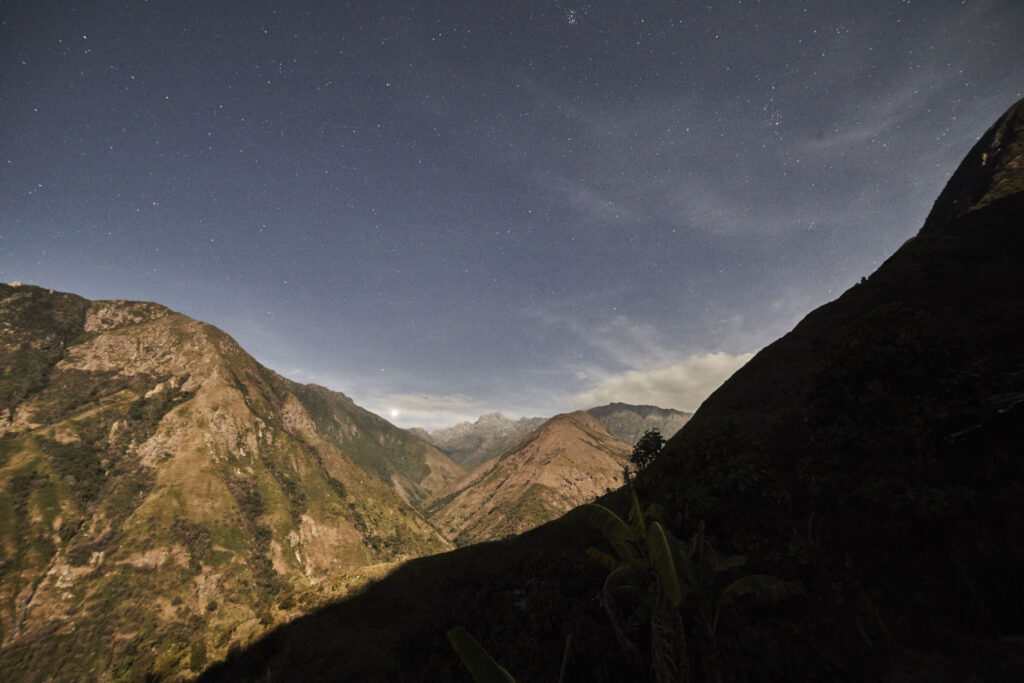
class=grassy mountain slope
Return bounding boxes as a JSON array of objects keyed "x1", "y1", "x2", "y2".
[
  {"x1": 426, "y1": 411, "x2": 631, "y2": 546},
  {"x1": 0, "y1": 286, "x2": 451, "y2": 680},
  {"x1": 202, "y1": 97, "x2": 1024, "y2": 681},
  {"x1": 283, "y1": 380, "x2": 464, "y2": 510}
]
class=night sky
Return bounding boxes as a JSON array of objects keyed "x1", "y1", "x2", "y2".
[{"x1": 3, "y1": 2, "x2": 1023, "y2": 429}]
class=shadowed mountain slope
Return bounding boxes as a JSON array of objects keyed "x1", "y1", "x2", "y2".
[
  {"x1": 202, "y1": 520, "x2": 633, "y2": 682},
  {"x1": 201, "y1": 97, "x2": 1024, "y2": 681}
]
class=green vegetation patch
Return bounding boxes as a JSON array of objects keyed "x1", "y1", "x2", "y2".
[
  {"x1": 0, "y1": 284, "x2": 89, "y2": 413},
  {"x1": 173, "y1": 517, "x2": 212, "y2": 571},
  {"x1": 0, "y1": 436, "x2": 19, "y2": 469},
  {"x1": 28, "y1": 368, "x2": 127, "y2": 425},
  {"x1": 124, "y1": 374, "x2": 195, "y2": 434},
  {"x1": 212, "y1": 523, "x2": 250, "y2": 556},
  {"x1": 224, "y1": 475, "x2": 287, "y2": 599},
  {"x1": 261, "y1": 443, "x2": 308, "y2": 524},
  {"x1": 206, "y1": 548, "x2": 236, "y2": 567},
  {"x1": 37, "y1": 436, "x2": 106, "y2": 506},
  {"x1": 325, "y1": 474, "x2": 347, "y2": 500},
  {"x1": 343, "y1": 498, "x2": 431, "y2": 561},
  {"x1": 7, "y1": 467, "x2": 54, "y2": 571},
  {"x1": 99, "y1": 469, "x2": 155, "y2": 531}
]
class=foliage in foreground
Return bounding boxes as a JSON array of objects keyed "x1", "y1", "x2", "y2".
[
  {"x1": 570, "y1": 479, "x2": 800, "y2": 682},
  {"x1": 447, "y1": 626, "x2": 572, "y2": 683}
]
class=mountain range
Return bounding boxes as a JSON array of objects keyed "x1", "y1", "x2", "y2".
[
  {"x1": 425, "y1": 411, "x2": 632, "y2": 546},
  {"x1": 414, "y1": 404, "x2": 689, "y2": 472},
  {"x1": 5, "y1": 91, "x2": 1019, "y2": 683},
  {"x1": 0, "y1": 282, "x2": 689, "y2": 679},
  {"x1": 412, "y1": 412, "x2": 546, "y2": 470},
  {"x1": 200, "y1": 97, "x2": 1024, "y2": 681},
  {"x1": 413, "y1": 405, "x2": 690, "y2": 546}
]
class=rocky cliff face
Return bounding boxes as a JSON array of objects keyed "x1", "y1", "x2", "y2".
[
  {"x1": 0, "y1": 285, "x2": 451, "y2": 680},
  {"x1": 426, "y1": 411, "x2": 630, "y2": 545}
]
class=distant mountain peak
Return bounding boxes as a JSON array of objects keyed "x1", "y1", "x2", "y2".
[
  {"x1": 586, "y1": 402, "x2": 691, "y2": 446},
  {"x1": 426, "y1": 412, "x2": 546, "y2": 469},
  {"x1": 592, "y1": 401, "x2": 670, "y2": 411}
]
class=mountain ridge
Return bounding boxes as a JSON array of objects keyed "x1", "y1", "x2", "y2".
[
  {"x1": 415, "y1": 402, "x2": 690, "y2": 471},
  {"x1": 0, "y1": 284, "x2": 659, "y2": 679},
  {"x1": 642, "y1": 95, "x2": 1024, "y2": 674}
]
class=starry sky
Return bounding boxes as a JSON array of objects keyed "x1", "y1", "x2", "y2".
[{"x1": 3, "y1": 1, "x2": 1023, "y2": 430}]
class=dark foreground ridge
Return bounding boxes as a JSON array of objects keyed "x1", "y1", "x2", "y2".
[{"x1": 203, "y1": 96, "x2": 1024, "y2": 681}]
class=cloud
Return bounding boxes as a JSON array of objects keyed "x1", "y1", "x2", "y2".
[
  {"x1": 571, "y1": 351, "x2": 755, "y2": 413},
  {"x1": 359, "y1": 392, "x2": 493, "y2": 431}
]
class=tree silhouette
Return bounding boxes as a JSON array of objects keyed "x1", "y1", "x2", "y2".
[{"x1": 631, "y1": 428, "x2": 665, "y2": 471}]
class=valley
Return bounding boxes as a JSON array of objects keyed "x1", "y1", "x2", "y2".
[{"x1": 0, "y1": 286, "x2": 686, "y2": 679}]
